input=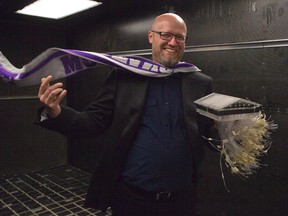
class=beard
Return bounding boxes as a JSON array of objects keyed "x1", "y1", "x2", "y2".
[{"x1": 159, "y1": 53, "x2": 181, "y2": 67}]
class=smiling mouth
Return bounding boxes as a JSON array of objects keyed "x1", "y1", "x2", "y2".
[{"x1": 163, "y1": 48, "x2": 177, "y2": 54}]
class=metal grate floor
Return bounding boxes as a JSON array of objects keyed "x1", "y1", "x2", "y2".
[{"x1": 0, "y1": 165, "x2": 112, "y2": 216}]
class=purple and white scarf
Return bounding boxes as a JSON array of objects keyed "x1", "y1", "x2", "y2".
[{"x1": 0, "y1": 48, "x2": 200, "y2": 86}]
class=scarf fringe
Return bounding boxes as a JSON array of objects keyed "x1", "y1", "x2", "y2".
[{"x1": 205, "y1": 112, "x2": 277, "y2": 191}]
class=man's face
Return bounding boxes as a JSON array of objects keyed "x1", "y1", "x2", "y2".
[{"x1": 148, "y1": 19, "x2": 186, "y2": 67}]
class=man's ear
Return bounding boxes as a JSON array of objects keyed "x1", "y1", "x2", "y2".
[{"x1": 148, "y1": 31, "x2": 153, "y2": 44}]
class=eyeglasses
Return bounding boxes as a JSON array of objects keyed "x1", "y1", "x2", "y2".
[{"x1": 150, "y1": 30, "x2": 187, "y2": 43}]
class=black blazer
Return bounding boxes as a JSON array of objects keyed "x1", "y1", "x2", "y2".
[{"x1": 36, "y1": 69, "x2": 217, "y2": 212}]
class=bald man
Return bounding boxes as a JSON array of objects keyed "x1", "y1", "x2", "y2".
[{"x1": 36, "y1": 13, "x2": 218, "y2": 216}]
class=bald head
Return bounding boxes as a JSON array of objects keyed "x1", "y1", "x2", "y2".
[{"x1": 151, "y1": 13, "x2": 187, "y2": 35}]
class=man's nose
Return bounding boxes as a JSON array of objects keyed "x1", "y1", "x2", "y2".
[{"x1": 167, "y1": 36, "x2": 178, "y2": 45}]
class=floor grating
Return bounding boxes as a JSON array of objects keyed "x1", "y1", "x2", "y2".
[{"x1": 0, "y1": 165, "x2": 112, "y2": 215}]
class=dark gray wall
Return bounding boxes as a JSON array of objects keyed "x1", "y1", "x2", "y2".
[
  {"x1": 0, "y1": 20, "x2": 67, "y2": 176},
  {"x1": 180, "y1": 1, "x2": 288, "y2": 215},
  {"x1": 65, "y1": 0, "x2": 288, "y2": 215}
]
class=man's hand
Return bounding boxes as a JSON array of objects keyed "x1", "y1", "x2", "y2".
[{"x1": 38, "y1": 75, "x2": 67, "y2": 118}]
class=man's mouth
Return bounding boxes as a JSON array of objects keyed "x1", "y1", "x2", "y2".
[{"x1": 163, "y1": 48, "x2": 177, "y2": 53}]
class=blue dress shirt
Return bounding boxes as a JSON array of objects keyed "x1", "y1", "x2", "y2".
[{"x1": 122, "y1": 74, "x2": 194, "y2": 192}]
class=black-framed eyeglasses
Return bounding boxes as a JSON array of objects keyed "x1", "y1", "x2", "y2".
[{"x1": 151, "y1": 30, "x2": 187, "y2": 43}]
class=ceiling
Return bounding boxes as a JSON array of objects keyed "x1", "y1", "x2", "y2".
[
  {"x1": 0, "y1": 0, "x2": 176, "y2": 25},
  {"x1": 0, "y1": 0, "x2": 38, "y2": 19}
]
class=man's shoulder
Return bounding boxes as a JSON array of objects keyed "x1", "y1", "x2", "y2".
[{"x1": 183, "y1": 71, "x2": 212, "y2": 81}]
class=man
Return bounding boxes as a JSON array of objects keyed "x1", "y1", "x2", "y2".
[{"x1": 36, "y1": 13, "x2": 218, "y2": 216}]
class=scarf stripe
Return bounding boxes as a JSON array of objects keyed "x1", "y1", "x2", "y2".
[{"x1": 0, "y1": 48, "x2": 200, "y2": 86}]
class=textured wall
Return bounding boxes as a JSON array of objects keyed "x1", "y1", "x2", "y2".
[
  {"x1": 0, "y1": 21, "x2": 67, "y2": 176},
  {"x1": 179, "y1": 1, "x2": 288, "y2": 215}
]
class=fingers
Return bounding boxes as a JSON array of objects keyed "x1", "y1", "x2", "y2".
[
  {"x1": 53, "y1": 89, "x2": 67, "y2": 104},
  {"x1": 43, "y1": 87, "x2": 64, "y2": 104},
  {"x1": 38, "y1": 75, "x2": 53, "y2": 97},
  {"x1": 38, "y1": 75, "x2": 67, "y2": 109}
]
